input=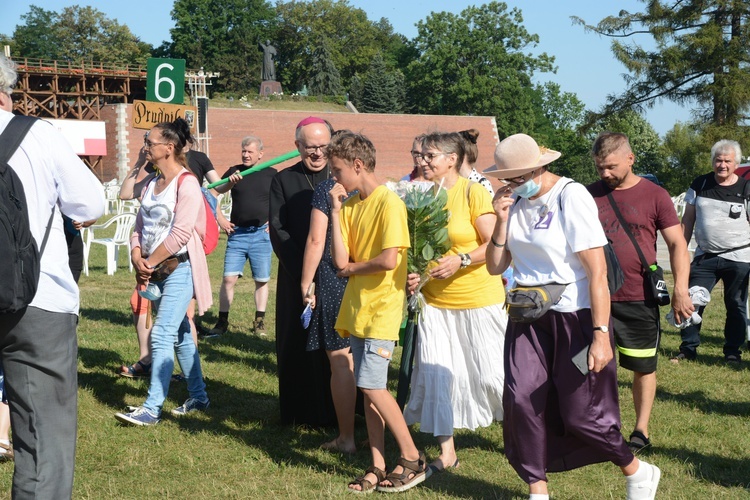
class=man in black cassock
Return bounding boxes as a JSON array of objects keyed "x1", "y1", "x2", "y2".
[{"x1": 269, "y1": 117, "x2": 336, "y2": 426}]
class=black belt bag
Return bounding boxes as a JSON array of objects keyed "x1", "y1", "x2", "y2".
[
  {"x1": 150, "y1": 253, "x2": 189, "y2": 282},
  {"x1": 505, "y1": 283, "x2": 567, "y2": 323}
]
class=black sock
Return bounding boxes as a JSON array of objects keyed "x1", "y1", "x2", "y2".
[
  {"x1": 255, "y1": 311, "x2": 265, "y2": 320},
  {"x1": 218, "y1": 311, "x2": 229, "y2": 323}
]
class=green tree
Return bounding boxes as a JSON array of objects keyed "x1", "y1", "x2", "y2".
[
  {"x1": 589, "y1": 110, "x2": 667, "y2": 178},
  {"x1": 55, "y1": 6, "x2": 152, "y2": 64},
  {"x1": 170, "y1": 0, "x2": 276, "y2": 93},
  {"x1": 273, "y1": 0, "x2": 405, "y2": 92},
  {"x1": 10, "y1": 6, "x2": 150, "y2": 65},
  {"x1": 308, "y1": 38, "x2": 343, "y2": 96},
  {"x1": 661, "y1": 123, "x2": 710, "y2": 195},
  {"x1": 349, "y1": 73, "x2": 364, "y2": 106},
  {"x1": 405, "y1": 2, "x2": 555, "y2": 136},
  {"x1": 357, "y1": 53, "x2": 405, "y2": 113},
  {"x1": 530, "y1": 82, "x2": 594, "y2": 184},
  {"x1": 9, "y1": 6, "x2": 61, "y2": 60},
  {"x1": 575, "y1": 1, "x2": 750, "y2": 128}
]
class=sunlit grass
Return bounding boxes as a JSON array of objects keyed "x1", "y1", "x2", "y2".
[{"x1": 2, "y1": 226, "x2": 749, "y2": 498}]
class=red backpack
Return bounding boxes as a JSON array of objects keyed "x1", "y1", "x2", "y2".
[{"x1": 177, "y1": 172, "x2": 219, "y2": 255}]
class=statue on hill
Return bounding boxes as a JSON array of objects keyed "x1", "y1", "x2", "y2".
[{"x1": 259, "y1": 40, "x2": 277, "y2": 82}]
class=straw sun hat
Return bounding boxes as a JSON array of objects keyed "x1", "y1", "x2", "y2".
[{"x1": 483, "y1": 133, "x2": 561, "y2": 180}]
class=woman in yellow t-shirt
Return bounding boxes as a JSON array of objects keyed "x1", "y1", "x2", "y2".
[{"x1": 404, "y1": 132, "x2": 507, "y2": 474}]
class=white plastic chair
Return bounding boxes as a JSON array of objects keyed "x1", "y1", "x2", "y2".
[
  {"x1": 119, "y1": 199, "x2": 140, "y2": 214},
  {"x1": 104, "y1": 181, "x2": 121, "y2": 214},
  {"x1": 83, "y1": 213, "x2": 136, "y2": 276}
]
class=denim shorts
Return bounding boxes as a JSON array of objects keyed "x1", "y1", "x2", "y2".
[
  {"x1": 223, "y1": 224, "x2": 272, "y2": 281},
  {"x1": 350, "y1": 336, "x2": 395, "y2": 390}
]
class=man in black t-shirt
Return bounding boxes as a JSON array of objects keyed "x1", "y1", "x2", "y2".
[
  {"x1": 675, "y1": 139, "x2": 750, "y2": 364},
  {"x1": 209, "y1": 136, "x2": 276, "y2": 337}
]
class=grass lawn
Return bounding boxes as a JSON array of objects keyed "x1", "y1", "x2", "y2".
[{"x1": 1, "y1": 224, "x2": 749, "y2": 498}]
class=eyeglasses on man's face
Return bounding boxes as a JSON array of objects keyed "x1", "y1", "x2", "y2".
[{"x1": 303, "y1": 144, "x2": 329, "y2": 155}]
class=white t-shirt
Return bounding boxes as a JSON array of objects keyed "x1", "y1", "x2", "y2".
[
  {"x1": 140, "y1": 174, "x2": 187, "y2": 257},
  {"x1": 1, "y1": 110, "x2": 105, "y2": 315},
  {"x1": 507, "y1": 178, "x2": 607, "y2": 312}
]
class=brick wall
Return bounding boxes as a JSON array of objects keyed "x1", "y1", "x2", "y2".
[{"x1": 99, "y1": 106, "x2": 503, "y2": 187}]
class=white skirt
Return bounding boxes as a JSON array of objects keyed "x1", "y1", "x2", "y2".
[{"x1": 403, "y1": 302, "x2": 507, "y2": 435}]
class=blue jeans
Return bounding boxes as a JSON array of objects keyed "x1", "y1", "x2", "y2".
[
  {"x1": 223, "y1": 224, "x2": 272, "y2": 281},
  {"x1": 144, "y1": 261, "x2": 207, "y2": 415},
  {"x1": 679, "y1": 254, "x2": 750, "y2": 358}
]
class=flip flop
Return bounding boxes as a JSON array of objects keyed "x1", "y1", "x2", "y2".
[
  {"x1": 426, "y1": 457, "x2": 460, "y2": 477},
  {"x1": 628, "y1": 430, "x2": 652, "y2": 453}
]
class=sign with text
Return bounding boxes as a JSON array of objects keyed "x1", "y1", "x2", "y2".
[
  {"x1": 146, "y1": 58, "x2": 185, "y2": 104},
  {"x1": 131, "y1": 100, "x2": 196, "y2": 131}
]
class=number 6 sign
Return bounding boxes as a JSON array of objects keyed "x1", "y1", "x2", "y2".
[{"x1": 146, "y1": 58, "x2": 186, "y2": 104}]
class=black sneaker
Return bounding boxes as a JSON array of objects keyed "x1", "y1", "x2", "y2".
[
  {"x1": 206, "y1": 319, "x2": 228, "y2": 338},
  {"x1": 195, "y1": 323, "x2": 212, "y2": 339}
]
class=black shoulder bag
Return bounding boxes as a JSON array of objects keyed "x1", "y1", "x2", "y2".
[
  {"x1": 606, "y1": 192, "x2": 670, "y2": 306},
  {"x1": 559, "y1": 182, "x2": 624, "y2": 294}
]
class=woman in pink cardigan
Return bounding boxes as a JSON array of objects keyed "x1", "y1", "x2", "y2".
[{"x1": 115, "y1": 118, "x2": 212, "y2": 426}]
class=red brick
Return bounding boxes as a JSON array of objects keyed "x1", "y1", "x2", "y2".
[{"x1": 100, "y1": 106, "x2": 504, "y2": 188}]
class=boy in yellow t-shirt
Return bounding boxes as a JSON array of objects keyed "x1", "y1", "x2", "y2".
[{"x1": 328, "y1": 131, "x2": 427, "y2": 494}]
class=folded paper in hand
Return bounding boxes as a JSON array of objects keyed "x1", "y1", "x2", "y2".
[{"x1": 300, "y1": 303, "x2": 312, "y2": 329}]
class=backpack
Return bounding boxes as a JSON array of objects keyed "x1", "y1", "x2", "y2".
[
  {"x1": 177, "y1": 172, "x2": 219, "y2": 255},
  {"x1": 0, "y1": 115, "x2": 55, "y2": 313}
]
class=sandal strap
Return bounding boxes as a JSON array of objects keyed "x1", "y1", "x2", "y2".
[
  {"x1": 395, "y1": 451, "x2": 426, "y2": 475},
  {"x1": 365, "y1": 465, "x2": 387, "y2": 483},
  {"x1": 349, "y1": 466, "x2": 386, "y2": 491},
  {"x1": 136, "y1": 360, "x2": 152, "y2": 371},
  {"x1": 385, "y1": 452, "x2": 426, "y2": 487}
]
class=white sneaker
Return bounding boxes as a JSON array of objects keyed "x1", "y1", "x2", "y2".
[{"x1": 626, "y1": 461, "x2": 661, "y2": 500}]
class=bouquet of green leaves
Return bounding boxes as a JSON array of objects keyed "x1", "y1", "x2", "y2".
[
  {"x1": 386, "y1": 180, "x2": 451, "y2": 311},
  {"x1": 388, "y1": 179, "x2": 451, "y2": 409}
]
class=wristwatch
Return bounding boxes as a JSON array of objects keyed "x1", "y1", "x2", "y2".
[
  {"x1": 459, "y1": 253, "x2": 472, "y2": 268},
  {"x1": 593, "y1": 325, "x2": 609, "y2": 333}
]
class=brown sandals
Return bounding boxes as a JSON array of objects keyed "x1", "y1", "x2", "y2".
[
  {"x1": 377, "y1": 451, "x2": 428, "y2": 493},
  {"x1": 348, "y1": 466, "x2": 386, "y2": 494}
]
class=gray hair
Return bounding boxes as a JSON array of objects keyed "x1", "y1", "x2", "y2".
[
  {"x1": 0, "y1": 55, "x2": 18, "y2": 95},
  {"x1": 241, "y1": 135, "x2": 263, "y2": 150},
  {"x1": 711, "y1": 139, "x2": 742, "y2": 163}
]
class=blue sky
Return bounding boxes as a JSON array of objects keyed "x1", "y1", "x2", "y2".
[{"x1": 0, "y1": 0, "x2": 691, "y2": 135}]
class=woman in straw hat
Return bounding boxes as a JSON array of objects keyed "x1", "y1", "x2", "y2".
[
  {"x1": 483, "y1": 134, "x2": 660, "y2": 500},
  {"x1": 404, "y1": 131, "x2": 506, "y2": 475}
]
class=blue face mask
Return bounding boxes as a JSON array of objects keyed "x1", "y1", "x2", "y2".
[{"x1": 512, "y1": 174, "x2": 541, "y2": 198}]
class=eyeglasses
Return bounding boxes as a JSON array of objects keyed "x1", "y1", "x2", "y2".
[
  {"x1": 421, "y1": 152, "x2": 447, "y2": 163},
  {"x1": 144, "y1": 139, "x2": 170, "y2": 149},
  {"x1": 303, "y1": 144, "x2": 328, "y2": 155},
  {"x1": 410, "y1": 150, "x2": 423, "y2": 159},
  {"x1": 501, "y1": 170, "x2": 535, "y2": 186}
]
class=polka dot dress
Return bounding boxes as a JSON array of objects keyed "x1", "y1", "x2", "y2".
[{"x1": 305, "y1": 179, "x2": 354, "y2": 352}]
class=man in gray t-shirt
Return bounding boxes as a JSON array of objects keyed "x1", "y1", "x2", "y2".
[{"x1": 674, "y1": 139, "x2": 750, "y2": 363}]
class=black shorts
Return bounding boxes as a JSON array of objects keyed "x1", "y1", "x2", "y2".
[{"x1": 611, "y1": 300, "x2": 660, "y2": 373}]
